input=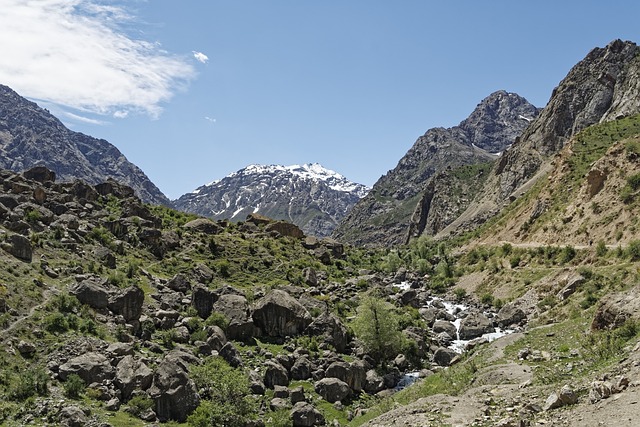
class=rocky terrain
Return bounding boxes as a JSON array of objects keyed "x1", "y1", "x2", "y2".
[
  {"x1": 0, "y1": 84, "x2": 170, "y2": 206},
  {"x1": 174, "y1": 163, "x2": 369, "y2": 237},
  {"x1": 333, "y1": 90, "x2": 539, "y2": 247},
  {"x1": 440, "y1": 39, "x2": 640, "y2": 238}
]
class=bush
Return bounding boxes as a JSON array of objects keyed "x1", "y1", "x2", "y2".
[
  {"x1": 63, "y1": 374, "x2": 85, "y2": 399},
  {"x1": 126, "y1": 395, "x2": 154, "y2": 417},
  {"x1": 627, "y1": 173, "x2": 640, "y2": 191},
  {"x1": 595, "y1": 240, "x2": 608, "y2": 257},
  {"x1": 44, "y1": 312, "x2": 69, "y2": 334},
  {"x1": 205, "y1": 312, "x2": 230, "y2": 330},
  {"x1": 626, "y1": 240, "x2": 640, "y2": 261},
  {"x1": 7, "y1": 367, "x2": 48, "y2": 401},
  {"x1": 559, "y1": 245, "x2": 577, "y2": 264},
  {"x1": 188, "y1": 357, "x2": 257, "y2": 427}
]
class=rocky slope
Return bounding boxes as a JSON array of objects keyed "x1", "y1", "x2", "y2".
[
  {"x1": 440, "y1": 39, "x2": 640, "y2": 237},
  {"x1": 174, "y1": 163, "x2": 369, "y2": 237},
  {"x1": 0, "y1": 84, "x2": 170, "y2": 206},
  {"x1": 333, "y1": 90, "x2": 539, "y2": 247}
]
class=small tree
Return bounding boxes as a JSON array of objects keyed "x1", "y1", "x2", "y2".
[{"x1": 351, "y1": 295, "x2": 404, "y2": 364}]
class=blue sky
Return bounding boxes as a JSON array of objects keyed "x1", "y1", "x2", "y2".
[{"x1": 2, "y1": 1, "x2": 640, "y2": 199}]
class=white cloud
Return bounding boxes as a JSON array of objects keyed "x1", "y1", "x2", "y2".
[
  {"x1": 62, "y1": 111, "x2": 108, "y2": 126},
  {"x1": 204, "y1": 116, "x2": 216, "y2": 123},
  {"x1": 0, "y1": 0, "x2": 196, "y2": 118},
  {"x1": 193, "y1": 51, "x2": 209, "y2": 64}
]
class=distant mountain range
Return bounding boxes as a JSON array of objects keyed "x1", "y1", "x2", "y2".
[
  {"x1": 0, "y1": 85, "x2": 170, "y2": 206},
  {"x1": 174, "y1": 163, "x2": 369, "y2": 237}
]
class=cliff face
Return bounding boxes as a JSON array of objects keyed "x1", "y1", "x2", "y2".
[
  {"x1": 439, "y1": 40, "x2": 640, "y2": 238},
  {"x1": 333, "y1": 91, "x2": 539, "y2": 247},
  {"x1": 0, "y1": 84, "x2": 170, "y2": 206}
]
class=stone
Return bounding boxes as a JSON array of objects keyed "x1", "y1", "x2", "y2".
[
  {"x1": 589, "y1": 380, "x2": 613, "y2": 403},
  {"x1": 290, "y1": 386, "x2": 305, "y2": 404},
  {"x1": 252, "y1": 290, "x2": 312, "y2": 337},
  {"x1": 115, "y1": 355, "x2": 153, "y2": 400},
  {"x1": 305, "y1": 312, "x2": 350, "y2": 353},
  {"x1": 59, "y1": 352, "x2": 115, "y2": 384},
  {"x1": 23, "y1": 166, "x2": 56, "y2": 183},
  {"x1": 17, "y1": 340, "x2": 36, "y2": 356},
  {"x1": 148, "y1": 350, "x2": 200, "y2": 422},
  {"x1": 324, "y1": 360, "x2": 365, "y2": 393},
  {"x1": 212, "y1": 294, "x2": 257, "y2": 340},
  {"x1": 108, "y1": 286, "x2": 144, "y2": 322},
  {"x1": 291, "y1": 401, "x2": 325, "y2": 427},
  {"x1": 270, "y1": 397, "x2": 290, "y2": 411},
  {"x1": 496, "y1": 303, "x2": 527, "y2": 328},
  {"x1": 432, "y1": 320, "x2": 457, "y2": 338},
  {"x1": 69, "y1": 277, "x2": 110, "y2": 309},
  {"x1": 219, "y1": 342, "x2": 243, "y2": 368},
  {"x1": 291, "y1": 356, "x2": 313, "y2": 380},
  {"x1": 248, "y1": 370, "x2": 265, "y2": 395},
  {"x1": 265, "y1": 221, "x2": 305, "y2": 238},
  {"x1": 166, "y1": 273, "x2": 191, "y2": 293},
  {"x1": 314, "y1": 377, "x2": 350, "y2": 403},
  {"x1": 433, "y1": 347, "x2": 458, "y2": 366},
  {"x1": 591, "y1": 285, "x2": 640, "y2": 330},
  {"x1": 364, "y1": 369, "x2": 385, "y2": 394},
  {"x1": 205, "y1": 325, "x2": 227, "y2": 352},
  {"x1": 192, "y1": 284, "x2": 217, "y2": 319},
  {"x1": 264, "y1": 360, "x2": 289, "y2": 389},
  {"x1": 183, "y1": 218, "x2": 223, "y2": 234},
  {"x1": 4, "y1": 233, "x2": 32, "y2": 261},
  {"x1": 58, "y1": 405, "x2": 88, "y2": 427},
  {"x1": 458, "y1": 312, "x2": 495, "y2": 340}
]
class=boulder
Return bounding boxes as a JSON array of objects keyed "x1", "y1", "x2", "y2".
[
  {"x1": 58, "y1": 405, "x2": 87, "y2": 427},
  {"x1": 69, "y1": 277, "x2": 110, "y2": 309},
  {"x1": 192, "y1": 284, "x2": 217, "y2": 319},
  {"x1": 166, "y1": 273, "x2": 191, "y2": 293},
  {"x1": 291, "y1": 356, "x2": 313, "y2": 381},
  {"x1": 149, "y1": 351, "x2": 200, "y2": 422},
  {"x1": 252, "y1": 290, "x2": 311, "y2": 338},
  {"x1": 291, "y1": 401, "x2": 325, "y2": 427},
  {"x1": 219, "y1": 342, "x2": 243, "y2": 368},
  {"x1": 458, "y1": 312, "x2": 495, "y2": 340},
  {"x1": 290, "y1": 386, "x2": 305, "y2": 404},
  {"x1": 108, "y1": 286, "x2": 144, "y2": 322},
  {"x1": 248, "y1": 370, "x2": 266, "y2": 395},
  {"x1": 183, "y1": 218, "x2": 222, "y2": 234},
  {"x1": 59, "y1": 352, "x2": 115, "y2": 384},
  {"x1": 314, "y1": 377, "x2": 350, "y2": 403},
  {"x1": 432, "y1": 320, "x2": 457, "y2": 338},
  {"x1": 591, "y1": 285, "x2": 640, "y2": 330},
  {"x1": 324, "y1": 360, "x2": 366, "y2": 393},
  {"x1": 305, "y1": 312, "x2": 349, "y2": 353},
  {"x1": 4, "y1": 234, "x2": 32, "y2": 261},
  {"x1": 496, "y1": 303, "x2": 527, "y2": 328},
  {"x1": 265, "y1": 221, "x2": 305, "y2": 239},
  {"x1": 433, "y1": 347, "x2": 458, "y2": 366},
  {"x1": 23, "y1": 166, "x2": 56, "y2": 183},
  {"x1": 212, "y1": 294, "x2": 257, "y2": 340},
  {"x1": 115, "y1": 355, "x2": 153, "y2": 400},
  {"x1": 364, "y1": 369, "x2": 385, "y2": 394},
  {"x1": 205, "y1": 325, "x2": 227, "y2": 352},
  {"x1": 264, "y1": 360, "x2": 289, "y2": 389}
]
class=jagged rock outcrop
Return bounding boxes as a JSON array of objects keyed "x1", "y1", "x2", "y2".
[
  {"x1": 441, "y1": 40, "x2": 640, "y2": 236},
  {"x1": 0, "y1": 84, "x2": 170, "y2": 206},
  {"x1": 333, "y1": 91, "x2": 539, "y2": 247},
  {"x1": 174, "y1": 163, "x2": 369, "y2": 237}
]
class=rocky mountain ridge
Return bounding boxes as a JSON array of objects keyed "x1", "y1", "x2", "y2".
[
  {"x1": 333, "y1": 90, "x2": 540, "y2": 247},
  {"x1": 0, "y1": 84, "x2": 170, "y2": 206},
  {"x1": 174, "y1": 163, "x2": 370, "y2": 237},
  {"x1": 440, "y1": 39, "x2": 640, "y2": 237}
]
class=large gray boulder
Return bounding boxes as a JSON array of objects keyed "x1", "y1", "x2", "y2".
[
  {"x1": 432, "y1": 320, "x2": 457, "y2": 338},
  {"x1": 291, "y1": 356, "x2": 313, "y2": 381},
  {"x1": 212, "y1": 294, "x2": 258, "y2": 340},
  {"x1": 3, "y1": 234, "x2": 32, "y2": 261},
  {"x1": 58, "y1": 352, "x2": 115, "y2": 384},
  {"x1": 115, "y1": 355, "x2": 153, "y2": 401},
  {"x1": 314, "y1": 377, "x2": 350, "y2": 403},
  {"x1": 191, "y1": 284, "x2": 217, "y2": 319},
  {"x1": 433, "y1": 347, "x2": 458, "y2": 366},
  {"x1": 291, "y1": 401, "x2": 325, "y2": 427},
  {"x1": 108, "y1": 286, "x2": 144, "y2": 322},
  {"x1": 148, "y1": 351, "x2": 200, "y2": 422},
  {"x1": 305, "y1": 312, "x2": 350, "y2": 353},
  {"x1": 252, "y1": 290, "x2": 311, "y2": 337},
  {"x1": 458, "y1": 312, "x2": 495, "y2": 340},
  {"x1": 264, "y1": 360, "x2": 289, "y2": 389},
  {"x1": 69, "y1": 277, "x2": 110, "y2": 309},
  {"x1": 496, "y1": 303, "x2": 527, "y2": 328},
  {"x1": 324, "y1": 360, "x2": 366, "y2": 393}
]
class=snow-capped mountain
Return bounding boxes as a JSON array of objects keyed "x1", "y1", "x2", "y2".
[{"x1": 174, "y1": 163, "x2": 370, "y2": 237}]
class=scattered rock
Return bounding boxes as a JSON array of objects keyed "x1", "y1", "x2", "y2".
[
  {"x1": 252, "y1": 290, "x2": 312, "y2": 338},
  {"x1": 291, "y1": 401, "x2": 325, "y2": 427},
  {"x1": 314, "y1": 377, "x2": 351, "y2": 403}
]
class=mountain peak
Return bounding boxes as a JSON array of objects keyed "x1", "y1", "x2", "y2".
[{"x1": 176, "y1": 163, "x2": 369, "y2": 237}]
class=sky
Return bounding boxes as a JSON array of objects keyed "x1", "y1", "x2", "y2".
[{"x1": 1, "y1": 1, "x2": 640, "y2": 199}]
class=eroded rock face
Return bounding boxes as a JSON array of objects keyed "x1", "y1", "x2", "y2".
[{"x1": 252, "y1": 290, "x2": 311, "y2": 338}]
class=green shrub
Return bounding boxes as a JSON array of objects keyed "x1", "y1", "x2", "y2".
[
  {"x1": 44, "y1": 312, "x2": 69, "y2": 334},
  {"x1": 453, "y1": 288, "x2": 467, "y2": 301},
  {"x1": 595, "y1": 240, "x2": 608, "y2": 257},
  {"x1": 627, "y1": 173, "x2": 640, "y2": 191},
  {"x1": 351, "y1": 296, "x2": 405, "y2": 364},
  {"x1": 7, "y1": 367, "x2": 48, "y2": 401},
  {"x1": 205, "y1": 312, "x2": 230, "y2": 330},
  {"x1": 559, "y1": 245, "x2": 577, "y2": 264},
  {"x1": 626, "y1": 240, "x2": 640, "y2": 261},
  {"x1": 126, "y1": 395, "x2": 154, "y2": 417},
  {"x1": 63, "y1": 374, "x2": 85, "y2": 399}
]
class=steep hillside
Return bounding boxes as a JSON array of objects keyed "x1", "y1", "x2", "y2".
[
  {"x1": 174, "y1": 163, "x2": 369, "y2": 237},
  {"x1": 474, "y1": 113, "x2": 640, "y2": 247},
  {"x1": 0, "y1": 84, "x2": 170, "y2": 206},
  {"x1": 441, "y1": 39, "x2": 640, "y2": 237},
  {"x1": 333, "y1": 90, "x2": 539, "y2": 247}
]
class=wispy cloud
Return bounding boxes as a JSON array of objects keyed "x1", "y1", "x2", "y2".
[
  {"x1": 193, "y1": 51, "x2": 209, "y2": 64},
  {"x1": 204, "y1": 116, "x2": 217, "y2": 123},
  {"x1": 62, "y1": 111, "x2": 108, "y2": 126},
  {"x1": 0, "y1": 0, "x2": 196, "y2": 118}
]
